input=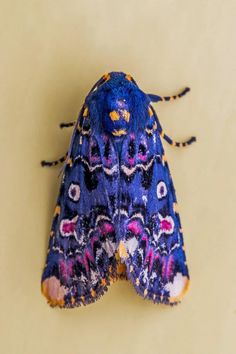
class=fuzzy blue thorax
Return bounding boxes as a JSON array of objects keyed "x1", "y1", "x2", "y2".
[{"x1": 85, "y1": 72, "x2": 150, "y2": 136}]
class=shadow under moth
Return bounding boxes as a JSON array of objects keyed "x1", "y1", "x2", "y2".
[{"x1": 41, "y1": 72, "x2": 196, "y2": 308}]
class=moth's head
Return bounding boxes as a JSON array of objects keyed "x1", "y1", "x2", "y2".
[{"x1": 87, "y1": 72, "x2": 149, "y2": 136}]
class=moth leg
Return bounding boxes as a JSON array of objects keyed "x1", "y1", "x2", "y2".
[
  {"x1": 160, "y1": 130, "x2": 196, "y2": 147},
  {"x1": 59, "y1": 121, "x2": 75, "y2": 129},
  {"x1": 41, "y1": 154, "x2": 67, "y2": 167},
  {"x1": 148, "y1": 87, "x2": 190, "y2": 103}
]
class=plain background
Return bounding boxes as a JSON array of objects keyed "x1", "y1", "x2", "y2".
[{"x1": 1, "y1": 1, "x2": 236, "y2": 354}]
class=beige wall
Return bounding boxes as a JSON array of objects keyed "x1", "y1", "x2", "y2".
[{"x1": 1, "y1": 1, "x2": 235, "y2": 354}]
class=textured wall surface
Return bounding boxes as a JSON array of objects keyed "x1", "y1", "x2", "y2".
[{"x1": 1, "y1": 1, "x2": 235, "y2": 354}]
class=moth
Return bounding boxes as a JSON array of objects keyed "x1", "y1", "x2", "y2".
[{"x1": 41, "y1": 72, "x2": 196, "y2": 308}]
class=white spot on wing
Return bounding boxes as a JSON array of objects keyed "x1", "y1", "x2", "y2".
[
  {"x1": 125, "y1": 237, "x2": 138, "y2": 256},
  {"x1": 157, "y1": 181, "x2": 167, "y2": 199},
  {"x1": 164, "y1": 273, "x2": 188, "y2": 297},
  {"x1": 68, "y1": 183, "x2": 81, "y2": 202},
  {"x1": 102, "y1": 240, "x2": 116, "y2": 258}
]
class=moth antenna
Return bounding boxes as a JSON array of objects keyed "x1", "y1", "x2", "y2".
[{"x1": 148, "y1": 87, "x2": 190, "y2": 103}]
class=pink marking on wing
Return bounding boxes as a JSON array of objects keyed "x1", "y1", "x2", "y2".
[
  {"x1": 128, "y1": 220, "x2": 143, "y2": 235},
  {"x1": 160, "y1": 219, "x2": 172, "y2": 232},
  {"x1": 59, "y1": 260, "x2": 73, "y2": 281},
  {"x1": 142, "y1": 235, "x2": 148, "y2": 241},
  {"x1": 138, "y1": 154, "x2": 147, "y2": 161},
  {"x1": 67, "y1": 260, "x2": 73, "y2": 276},
  {"x1": 166, "y1": 256, "x2": 174, "y2": 279},
  {"x1": 62, "y1": 221, "x2": 76, "y2": 234},
  {"x1": 128, "y1": 158, "x2": 135, "y2": 166},
  {"x1": 85, "y1": 250, "x2": 93, "y2": 262},
  {"x1": 90, "y1": 156, "x2": 99, "y2": 163},
  {"x1": 104, "y1": 158, "x2": 112, "y2": 165},
  {"x1": 130, "y1": 133, "x2": 135, "y2": 139},
  {"x1": 99, "y1": 222, "x2": 114, "y2": 235},
  {"x1": 84, "y1": 251, "x2": 94, "y2": 274},
  {"x1": 59, "y1": 260, "x2": 66, "y2": 278},
  {"x1": 145, "y1": 248, "x2": 154, "y2": 270}
]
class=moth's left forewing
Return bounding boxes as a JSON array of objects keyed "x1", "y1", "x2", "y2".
[{"x1": 41, "y1": 107, "x2": 122, "y2": 308}]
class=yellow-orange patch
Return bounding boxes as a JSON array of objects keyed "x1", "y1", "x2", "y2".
[
  {"x1": 109, "y1": 110, "x2": 120, "y2": 121},
  {"x1": 112, "y1": 129, "x2": 127, "y2": 137},
  {"x1": 103, "y1": 73, "x2": 110, "y2": 81},
  {"x1": 83, "y1": 107, "x2": 88, "y2": 117},
  {"x1": 91, "y1": 289, "x2": 96, "y2": 298},
  {"x1": 118, "y1": 241, "x2": 128, "y2": 259},
  {"x1": 54, "y1": 205, "x2": 61, "y2": 216},
  {"x1": 125, "y1": 74, "x2": 133, "y2": 81},
  {"x1": 148, "y1": 107, "x2": 153, "y2": 116},
  {"x1": 123, "y1": 110, "x2": 130, "y2": 122}
]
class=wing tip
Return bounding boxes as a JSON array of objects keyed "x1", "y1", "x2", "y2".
[
  {"x1": 41, "y1": 269, "x2": 128, "y2": 309},
  {"x1": 126, "y1": 267, "x2": 190, "y2": 306}
]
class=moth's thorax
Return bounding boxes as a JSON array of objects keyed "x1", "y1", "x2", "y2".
[
  {"x1": 103, "y1": 93, "x2": 132, "y2": 137},
  {"x1": 87, "y1": 72, "x2": 150, "y2": 137}
]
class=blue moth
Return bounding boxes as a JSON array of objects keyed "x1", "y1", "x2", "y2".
[{"x1": 41, "y1": 72, "x2": 196, "y2": 308}]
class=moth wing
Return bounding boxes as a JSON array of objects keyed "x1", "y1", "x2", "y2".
[
  {"x1": 41, "y1": 126, "x2": 121, "y2": 308},
  {"x1": 119, "y1": 127, "x2": 189, "y2": 305}
]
